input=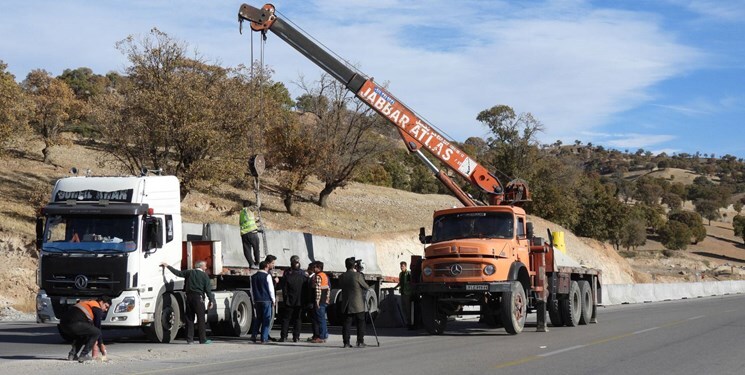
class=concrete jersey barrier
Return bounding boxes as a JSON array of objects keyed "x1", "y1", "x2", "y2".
[
  {"x1": 202, "y1": 223, "x2": 382, "y2": 275},
  {"x1": 601, "y1": 280, "x2": 745, "y2": 305}
]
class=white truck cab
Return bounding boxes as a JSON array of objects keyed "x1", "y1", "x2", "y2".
[{"x1": 36, "y1": 176, "x2": 185, "y2": 342}]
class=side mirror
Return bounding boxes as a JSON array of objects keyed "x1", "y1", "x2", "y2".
[
  {"x1": 526, "y1": 222, "x2": 534, "y2": 239},
  {"x1": 419, "y1": 227, "x2": 432, "y2": 244},
  {"x1": 144, "y1": 217, "x2": 164, "y2": 251},
  {"x1": 35, "y1": 216, "x2": 44, "y2": 251}
]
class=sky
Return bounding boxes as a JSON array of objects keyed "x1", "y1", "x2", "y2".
[{"x1": 2, "y1": 0, "x2": 744, "y2": 159}]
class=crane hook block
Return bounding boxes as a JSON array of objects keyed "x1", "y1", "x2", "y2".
[{"x1": 238, "y1": 3, "x2": 277, "y2": 32}]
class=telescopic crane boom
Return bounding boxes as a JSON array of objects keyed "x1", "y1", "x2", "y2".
[{"x1": 238, "y1": 3, "x2": 529, "y2": 206}]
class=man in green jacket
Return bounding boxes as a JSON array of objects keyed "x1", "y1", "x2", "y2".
[
  {"x1": 161, "y1": 260, "x2": 216, "y2": 344},
  {"x1": 240, "y1": 200, "x2": 261, "y2": 269},
  {"x1": 395, "y1": 261, "x2": 413, "y2": 329}
]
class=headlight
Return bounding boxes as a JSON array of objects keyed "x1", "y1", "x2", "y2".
[
  {"x1": 115, "y1": 296, "x2": 136, "y2": 313},
  {"x1": 423, "y1": 267, "x2": 433, "y2": 277},
  {"x1": 484, "y1": 265, "x2": 496, "y2": 276}
]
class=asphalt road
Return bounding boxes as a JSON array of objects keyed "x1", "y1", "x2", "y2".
[{"x1": 2, "y1": 294, "x2": 745, "y2": 375}]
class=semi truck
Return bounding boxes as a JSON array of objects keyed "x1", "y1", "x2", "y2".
[
  {"x1": 35, "y1": 175, "x2": 384, "y2": 342},
  {"x1": 237, "y1": 3, "x2": 602, "y2": 335}
]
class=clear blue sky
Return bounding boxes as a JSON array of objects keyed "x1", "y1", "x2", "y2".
[{"x1": 2, "y1": 0, "x2": 744, "y2": 159}]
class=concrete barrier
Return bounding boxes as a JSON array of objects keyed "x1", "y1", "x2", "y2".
[
  {"x1": 202, "y1": 223, "x2": 381, "y2": 275},
  {"x1": 601, "y1": 280, "x2": 745, "y2": 305}
]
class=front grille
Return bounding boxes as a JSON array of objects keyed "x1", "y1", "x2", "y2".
[
  {"x1": 46, "y1": 273, "x2": 120, "y2": 293},
  {"x1": 432, "y1": 262, "x2": 483, "y2": 277},
  {"x1": 41, "y1": 254, "x2": 128, "y2": 296}
]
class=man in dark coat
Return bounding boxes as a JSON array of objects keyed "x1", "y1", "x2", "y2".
[
  {"x1": 339, "y1": 257, "x2": 370, "y2": 348},
  {"x1": 279, "y1": 255, "x2": 307, "y2": 342}
]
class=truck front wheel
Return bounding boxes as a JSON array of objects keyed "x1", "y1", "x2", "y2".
[
  {"x1": 421, "y1": 295, "x2": 447, "y2": 335},
  {"x1": 146, "y1": 293, "x2": 181, "y2": 343},
  {"x1": 501, "y1": 281, "x2": 527, "y2": 335}
]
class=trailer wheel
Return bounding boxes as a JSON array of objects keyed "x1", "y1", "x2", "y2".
[
  {"x1": 364, "y1": 289, "x2": 379, "y2": 323},
  {"x1": 560, "y1": 281, "x2": 581, "y2": 327},
  {"x1": 327, "y1": 289, "x2": 343, "y2": 326},
  {"x1": 421, "y1": 295, "x2": 447, "y2": 335},
  {"x1": 548, "y1": 295, "x2": 563, "y2": 327},
  {"x1": 146, "y1": 293, "x2": 180, "y2": 343},
  {"x1": 224, "y1": 291, "x2": 252, "y2": 336},
  {"x1": 578, "y1": 280, "x2": 592, "y2": 325},
  {"x1": 501, "y1": 281, "x2": 527, "y2": 335}
]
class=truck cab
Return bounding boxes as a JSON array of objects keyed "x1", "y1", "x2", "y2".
[
  {"x1": 421, "y1": 206, "x2": 531, "y2": 285},
  {"x1": 36, "y1": 176, "x2": 185, "y2": 342}
]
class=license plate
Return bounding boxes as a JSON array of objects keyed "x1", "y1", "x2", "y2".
[{"x1": 466, "y1": 284, "x2": 489, "y2": 291}]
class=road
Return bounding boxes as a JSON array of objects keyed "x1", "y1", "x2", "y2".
[{"x1": 2, "y1": 294, "x2": 745, "y2": 375}]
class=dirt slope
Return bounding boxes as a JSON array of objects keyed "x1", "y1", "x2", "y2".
[{"x1": 2, "y1": 136, "x2": 742, "y2": 314}]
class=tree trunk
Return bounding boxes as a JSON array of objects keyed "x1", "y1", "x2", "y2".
[
  {"x1": 41, "y1": 145, "x2": 51, "y2": 164},
  {"x1": 317, "y1": 183, "x2": 337, "y2": 208},
  {"x1": 283, "y1": 194, "x2": 295, "y2": 215}
]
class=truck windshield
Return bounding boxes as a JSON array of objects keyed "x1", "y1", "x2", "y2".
[
  {"x1": 42, "y1": 215, "x2": 139, "y2": 253},
  {"x1": 431, "y1": 212, "x2": 514, "y2": 242}
]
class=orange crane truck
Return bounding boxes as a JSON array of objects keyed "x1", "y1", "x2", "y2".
[{"x1": 238, "y1": 3, "x2": 601, "y2": 335}]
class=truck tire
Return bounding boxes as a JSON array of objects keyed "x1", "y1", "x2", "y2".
[
  {"x1": 327, "y1": 289, "x2": 343, "y2": 326},
  {"x1": 578, "y1": 280, "x2": 592, "y2": 325},
  {"x1": 224, "y1": 291, "x2": 252, "y2": 337},
  {"x1": 560, "y1": 281, "x2": 581, "y2": 327},
  {"x1": 421, "y1": 295, "x2": 447, "y2": 335},
  {"x1": 364, "y1": 289, "x2": 379, "y2": 323},
  {"x1": 548, "y1": 295, "x2": 563, "y2": 327},
  {"x1": 146, "y1": 293, "x2": 180, "y2": 343},
  {"x1": 501, "y1": 281, "x2": 527, "y2": 335}
]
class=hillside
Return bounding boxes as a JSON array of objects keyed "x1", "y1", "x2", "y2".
[{"x1": 2, "y1": 135, "x2": 745, "y2": 314}]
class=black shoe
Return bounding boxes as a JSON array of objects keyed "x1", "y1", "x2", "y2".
[
  {"x1": 269, "y1": 336, "x2": 277, "y2": 342},
  {"x1": 278, "y1": 337, "x2": 286, "y2": 342},
  {"x1": 186, "y1": 340, "x2": 194, "y2": 345},
  {"x1": 78, "y1": 354, "x2": 93, "y2": 363},
  {"x1": 343, "y1": 343, "x2": 353, "y2": 348},
  {"x1": 250, "y1": 336, "x2": 257, "y2": 343},
  {"x1": 67, "y1": 353, "x2": 78, "y2": 361},
  {"x1": 356, "y1": 342, "x2": 367, "y2": 348},
  {"x1": 292, "y1": 338, "x2": 299, "y2": 343}
]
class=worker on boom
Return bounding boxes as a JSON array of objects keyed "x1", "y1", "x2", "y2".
[
  {"x1": 60, "y1": 295, "x2": 111, "y2": 362},
  {"x1": 240, "y1": 200, "x2": 261, "y2": 269}
]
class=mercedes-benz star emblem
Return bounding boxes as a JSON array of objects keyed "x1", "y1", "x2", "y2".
[
  {"x1": 74, "y1": 275, "x2": 89, "y2": 289},
  {"x1": 450, "y1": 264, "x2": 463, "y2": 276}
]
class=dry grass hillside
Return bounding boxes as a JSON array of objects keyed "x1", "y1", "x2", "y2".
[{"x1": 2, "y1": 135, "x2": 745, "y2": 313}]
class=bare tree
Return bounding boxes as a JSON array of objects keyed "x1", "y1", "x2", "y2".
[{"x1": 296, "y1": 74, "x2": 388, "y2": 207}]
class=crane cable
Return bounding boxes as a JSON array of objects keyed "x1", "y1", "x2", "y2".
[{"x1": 248, "y1": 28, "x2": 269, "y2": 258}]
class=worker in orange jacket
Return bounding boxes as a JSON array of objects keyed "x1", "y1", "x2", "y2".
[{"x1": 60, "y1": 296, "x2": 112, "y2": 363}]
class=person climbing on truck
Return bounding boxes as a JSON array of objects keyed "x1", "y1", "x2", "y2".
[{"x1": 240, "y1": 200, "x2": 261, "y2": 269}]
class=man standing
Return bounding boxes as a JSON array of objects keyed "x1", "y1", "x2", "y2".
[
  {"x1": 279, "y1": 255, "x2": 306, "y2": 342},
  {"x1": 310, "y1": 261, "x2": 330, "y2": 343},
  {"x1": 394, "y1": 261, "x2": 413, "y2": 329},
  {"x1": 240, "y1": 200, "x2": 261, "y2": 269},
  {"x1": 161, "y1": 260, "x2": 215, "y2": 344},
  {"x1": 60, "y1": 295, "x2": 111, "y2": 362},
  {"x1": 251, "y1": 261, "x2": 275, "y2": 343},
  {"x1": 339, "y1": 257, "x2": 370, "y2": 348}
]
